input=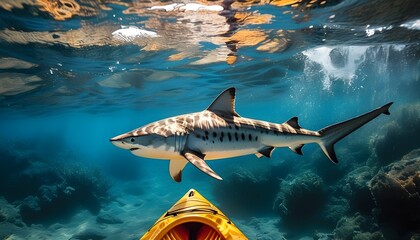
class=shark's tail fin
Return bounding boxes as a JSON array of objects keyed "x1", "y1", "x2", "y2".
[{"x1": 317, "y1": 102, "x2": 393, "y2": 163}]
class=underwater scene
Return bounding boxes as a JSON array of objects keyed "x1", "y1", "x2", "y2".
[{"x1": 0, "y1": 0, "x2": 419, "y2": 239}]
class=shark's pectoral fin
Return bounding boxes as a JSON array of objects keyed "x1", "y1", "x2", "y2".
[
  {"x1": 289, "y1": 144, "x2": 304, "y2": 155},
  {"x1": 169, "y1": 158, "x2": 189, "y2": 182},
  {"x1": 257, "y1": 146, "x2": 275, "y2": 158},
  {"x1": 182, "y1": 150, "x2": 223, "y2": 180}
]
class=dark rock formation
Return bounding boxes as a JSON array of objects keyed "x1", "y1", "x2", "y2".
[
  {"x1": 339, "y1": 166, "x2": 376, "y2": 214},
  {"x1": 369, "y1": 149, "x2": 420, "y2": 235},
  {"x1": 273, "y1": 171, "x2": 327, "y2": 225}
]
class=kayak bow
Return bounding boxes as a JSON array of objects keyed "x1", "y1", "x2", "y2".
[{"x1": 140, "y1": 189, "x2": 247, "y2": 240}]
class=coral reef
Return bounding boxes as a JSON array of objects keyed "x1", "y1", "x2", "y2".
[
  {"x1": 309, "y1": 140, "x2": 372, "y2": 186},
  {"x1": 369, "y1": 149, "x2": 420, "y2": 235},
  {"x1": 273, "y1": 171, "x2": 327, "y2": 225},
  {"x1": 333, "y1": 213, "x2": 384, "y2": 240},
  {"x1": 236, "y1": 217, "x2": 286, "y2": 240},
  {"x1": 323, "y1": 197, "x2": 350, "y2": 227},
  {"x1": 0, "y1": 143, "x2": 110, "y2": 224},
  {"x1": 70, "y1": 229, "x2": 106, "y2": 240},
  {"x1": 0, "y1": 143, "x2": 62, "y2": 202},
  {"x1": 96, "y1": 213, "x2": 123, "y2": 225},
  {"x1": 338, "y1": 166, "x2": 377, "y2": 214},
  {"x1": 328, "y1": 149, "x2": 420, "y2": 240},
  {"x1": 212, "y1": 168, "x2": 277, "y2": 216},
  {"x1": 0, "y1": 197, "x2": 26, "y2": 239},
  {"x1": 19, "y1": 165, "x2": 110, "y2": 223},
  {"x1": 373, "y1": 104, "x2": 420, "y2": 165},
  {"x1": 0, "y1": 197, "x2": 24, "y2": 227}
]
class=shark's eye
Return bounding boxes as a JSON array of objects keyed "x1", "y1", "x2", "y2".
[{"x1": 130, "y1": 138, "x2": 135, "y2": 142}]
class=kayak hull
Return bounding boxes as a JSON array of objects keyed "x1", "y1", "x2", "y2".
[{"x1": 140, "y1": 189, "x2": 247, "y2": 240}]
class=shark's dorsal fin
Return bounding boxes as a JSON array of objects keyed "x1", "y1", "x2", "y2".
[
  {"x1": 286, "y1": 117, "x2": 301, "y2": 129},
  {"x1": 206, "y1": 87, "x2": 240, "y2": 117}
]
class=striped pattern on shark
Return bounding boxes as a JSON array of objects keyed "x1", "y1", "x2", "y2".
[{"x1": 110, "y1": 87, "x2": 392, "y2": 182}]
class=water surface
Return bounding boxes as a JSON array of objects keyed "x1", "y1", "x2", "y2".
[{"x1": 0, "y1": 0, "x2": 419, "y2": 239}]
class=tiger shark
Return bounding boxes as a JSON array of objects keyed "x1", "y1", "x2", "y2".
[{"x1": 110, "y1": 87, "x2": 392, "y2": 182}]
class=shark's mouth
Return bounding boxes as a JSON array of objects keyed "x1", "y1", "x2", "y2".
[{"x1": 130, "y1": 148, "x2": 140, "y2": 151}]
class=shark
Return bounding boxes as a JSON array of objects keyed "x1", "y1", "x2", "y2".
[{"x1": 110, "y1": 87, "x2": 392, "y2": 182}]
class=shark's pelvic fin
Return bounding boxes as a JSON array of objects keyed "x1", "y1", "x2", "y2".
[
  {"x1": 206, "y1": 87, "x2": 240, "y2": 117},
  {"x1": 289, "y1": 144, "x2": 304, "y2": 155},
  {"x1": 317, "y1": 102, "x2": 393, "y2": 163},
  {"x1": 182, "y1": 150, "x2": 223, "y2": 180},
  {"x1": 257, "y1": 146, "x2": 275, "y2": 158},
  {"x1": 169, "y1": 158, "x2": 188, "y2": 182}
]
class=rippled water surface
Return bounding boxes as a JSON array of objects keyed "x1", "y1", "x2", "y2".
[{"x1": 0, "y1": 0, "x2": 419, "y2": 239}]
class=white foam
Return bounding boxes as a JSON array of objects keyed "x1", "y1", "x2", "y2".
[
  {"x1": 150, "y1": 3, "x2": 178, "y2": 11},
  {"x1": 150, "y1": 3, "x2": 223, "y2": 12},
  {"x1": 302, "y1": 45, "x2": 407, "y2": 90},
  {"x1": 365, "y1": 25, "x2": 393, "y2": 37},
  {"x1": 303, "y1": 46, "x2": 368, "y2": 89},
  {"x1": 112, "y1": 26, "x2": 158, "y2": 42},
  {"x1": 400, "y1": 19, "x2": 420, "y2": 30}
]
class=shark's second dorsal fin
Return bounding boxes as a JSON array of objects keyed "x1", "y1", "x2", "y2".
[{"x1": 206, "y1": 87, "x2": 240, "y2": 117}]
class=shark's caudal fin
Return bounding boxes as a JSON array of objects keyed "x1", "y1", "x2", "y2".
[{"x1": 317, "y1": 102, "x2": 393, "y2": 163}]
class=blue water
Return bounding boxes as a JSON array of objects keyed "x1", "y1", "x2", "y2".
[{"x1": 0, "y1": 0, "x2": 419, "y2": 239}]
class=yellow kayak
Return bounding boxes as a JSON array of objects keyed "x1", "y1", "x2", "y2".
[{"x1": 140, "y1": 189, "x2": 248, "y2": 240}]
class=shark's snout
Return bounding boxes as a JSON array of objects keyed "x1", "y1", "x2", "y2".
[
  {"x1": 110, "y1": 133, "x2": 134, "y2": 150},
  {"x1": 110, "y1": 138, "x2": 126, "y2": 149}
]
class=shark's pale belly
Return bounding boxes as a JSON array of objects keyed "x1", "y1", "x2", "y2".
[
  {"x1": 202, "y1": 148, "x2": 259, "y2": 160},
  {"x1": 131, "y1": 131, "x2": 264, "y2": 161}
]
